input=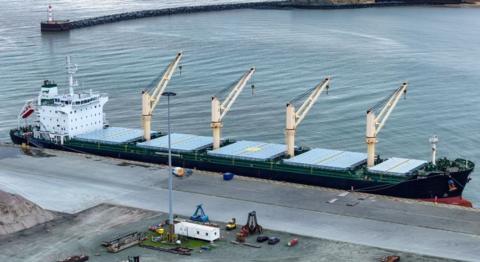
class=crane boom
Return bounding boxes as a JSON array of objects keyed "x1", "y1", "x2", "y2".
[
  {"x1": 142, "y1": 52, "x2": 183, "y2": 140},
  {"x1": 211, "y1": 67, "x2": 256, "y2": 149},
  {"x1": 286, "y1": 77, "x2": 330, "y2": 157},
  {"x1": 366, "y1": 82, "x2": 408, "y2": 167}
]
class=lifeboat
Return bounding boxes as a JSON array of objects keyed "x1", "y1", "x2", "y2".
[{"x1": 21, "y1": 105, "x2": 34, "y2": 119}]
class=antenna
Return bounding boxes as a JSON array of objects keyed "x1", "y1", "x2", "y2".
[
  {"x1": 66, "y1": 56, "x2": 78, "y2": 96},
  {"x1": 429, "y1": 135, "x2": 439, "y2": 165}
]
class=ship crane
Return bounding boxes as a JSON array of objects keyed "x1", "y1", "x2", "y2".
[
  {"x1": 142, "y1": 52, "x2": 183, "y2": 141},
  {"x1": 366, "y1": 82, "x2": 408, "y2": 167},
  {"x1": 211, "y1": 67, "x2": 256, "y2": 149},
  {"x1": 285, "y1": 77, "x2": 330, "y2": 157}
]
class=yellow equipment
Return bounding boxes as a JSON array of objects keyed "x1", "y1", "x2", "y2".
[
  {"x1": 226, "y1": 218, "x2": 237, "y2": 230},
  {"x1": 141, "y1": 52, "x2": 183, "y2": 141},
  {"x1": 285, "y1": 77, "x2": 330, "y2": 157},
  {"x1": 366, "y1": 83, "x2": 408, "y2": 167},
  {"x1": 156, "y1": 228, "x2": 165, "y2": 235}
]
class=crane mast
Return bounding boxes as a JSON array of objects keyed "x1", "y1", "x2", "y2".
[
  {"x1": 211, "y1": 67, "x2": 256, "y2": 149},
  {"x1": 142, "y1": 52, "x2": 183, "y2": 140},
  {"x1": 366, "y1": 82, "x2": 408, "y2": 167},
  {"x1": 286, "y1": 77, "x2": 330, "y2": 157}
]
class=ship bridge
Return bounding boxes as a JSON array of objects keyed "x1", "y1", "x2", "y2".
[{"x1": 52, "y1": 92, "x2": 102, "y2": 106}]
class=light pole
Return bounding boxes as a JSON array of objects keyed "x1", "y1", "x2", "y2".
[{"x1": 162, "y1": 91, "x2": 176, "y2": 241}]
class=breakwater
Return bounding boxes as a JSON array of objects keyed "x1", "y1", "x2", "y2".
[
  {"x1": 41, "y1": 1, "x2": 290, "y2": 32},
  {"x1": 69, "y1": 1, "x2": 290, "y2": 29},
  {"x1": 41, "y1": 0, "x2": 465, "y2": 32}
]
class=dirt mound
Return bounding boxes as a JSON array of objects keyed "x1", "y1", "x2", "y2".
[{"x1": 0, "y1": 190, "x2": 56, "y2": 235}]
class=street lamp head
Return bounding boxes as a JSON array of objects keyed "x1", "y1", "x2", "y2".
[{"x1": 162, "y1": 91, "x2": 177, "y2": 97}]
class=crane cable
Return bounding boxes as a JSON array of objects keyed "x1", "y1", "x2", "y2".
[
  {"x1": 369, "y1": 86, "x2": 406, "y2": 114},
  {"x1": 214, "y1": 72, "x2": 248, "y2": 99},
  {"x1": 289, "y1": 85, "x2": 318, "y2": 107}
]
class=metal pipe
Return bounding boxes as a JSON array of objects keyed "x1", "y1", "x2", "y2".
[
  {"x1": 285, "y1": 104, "x2": 296, "y2": 157},
  {"x1": 429, "y1": 135, "x2": 438, "y2": 165},
  {"x1": 162, "y1": 91, "x2": 176, "y2": 228},
  {"x1": 366, "y1": 111, "x2": 377, "y2": 167},
  {"x1": 167, "y1": 94, "x2": 172, "y2": 225}
]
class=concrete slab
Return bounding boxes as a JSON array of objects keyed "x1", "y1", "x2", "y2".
[
  {"x1": 0, "y1": 145, "x2": 478, "y2": 261},
  {"x1": 0, "y1": 204, "x2": 456, "y2": 262}
]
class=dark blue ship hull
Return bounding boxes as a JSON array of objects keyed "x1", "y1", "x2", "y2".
[{"x1": 10, "y1": 129, "x2": 473, "y2": 204}]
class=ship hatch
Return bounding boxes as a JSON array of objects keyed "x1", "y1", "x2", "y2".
[
  {"x1": 368, "y1": 157, "x2": 428, "y2": 176},
  {"x1": 283, "y1": 148, "x2": 367, "y2": 171},
  {"x1": 207, "y1": 140, "x2": 285, "y2": 161},
  {"x1": 74, "y1": 127, "x2": 153, "y2": 144},
  {"x1": 137, "y1": 133, "x2": 213, "y2": 153}
]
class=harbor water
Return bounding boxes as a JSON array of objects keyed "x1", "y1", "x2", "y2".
[{"x1": 0, "y1": 0, "x2": 479, "y2": 205}]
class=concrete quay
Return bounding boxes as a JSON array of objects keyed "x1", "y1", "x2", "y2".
[{"x1": 0, "y1": 145, "x2": 478, "y2": 261}]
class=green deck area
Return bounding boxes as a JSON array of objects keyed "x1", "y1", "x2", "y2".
[
  {"x1": 13, "y1": 124, "x2": 472, "y2": 188},
  {"x1": 65, "y1": 138, "x2": 411, "y2": 184}
]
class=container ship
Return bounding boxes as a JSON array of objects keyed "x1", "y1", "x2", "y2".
[{"x1": 10, "y1": 54, "x2": 475, "y2": 207}]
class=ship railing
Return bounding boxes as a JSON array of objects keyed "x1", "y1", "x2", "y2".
[{"x1": 464, "y1": 159, "x2": 475, "y2": 169}]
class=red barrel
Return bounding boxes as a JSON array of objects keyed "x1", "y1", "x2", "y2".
[{"x1": 287, "y1": 238, "x2": 298, "y2": 247}]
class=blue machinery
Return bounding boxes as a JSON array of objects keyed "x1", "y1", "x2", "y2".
[{"x1": 191, "y1": 204, "x2": 209, "y2": 222}]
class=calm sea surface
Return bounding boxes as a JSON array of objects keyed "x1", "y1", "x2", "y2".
[{"x1": 1, "y1": 1, "x2": 479, "y2": 204}]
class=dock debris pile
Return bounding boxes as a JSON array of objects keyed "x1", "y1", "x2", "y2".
[{"x1": 0, "y1": 190, "x2": 56, "y2": 235}]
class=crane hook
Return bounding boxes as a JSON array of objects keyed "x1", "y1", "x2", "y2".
[
  {"x1": 178, "y1": 64, "x2": 183, "y2": 76},
  {"x1": 251, "y1": 75, "x2": 256, "y2": 96}
]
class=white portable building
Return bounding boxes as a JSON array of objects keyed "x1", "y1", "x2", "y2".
[{"x1": 174, "y1": 221, "x2": 220, "y2": 242}]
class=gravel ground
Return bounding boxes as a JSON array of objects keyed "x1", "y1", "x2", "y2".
[
  {"x1": 0, "y1": 190, "x2": 57, "y2": 235},
  {"x1": 0, "y1": 204, "x2": 462, "y2": 262},
  {"x1": 1, "y1": 145, "x2": 478, "y2": 261}
]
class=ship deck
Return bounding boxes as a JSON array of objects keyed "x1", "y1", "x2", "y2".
[
  {"x1": 0, "y1": 144, "x2": 478, "y2": 261},
  {"x1": 65, "y1": 127, "x2": 473, "y2": 184},
  {"x1": 66, "y1": 133, "x2": 413, "y2": 184}
]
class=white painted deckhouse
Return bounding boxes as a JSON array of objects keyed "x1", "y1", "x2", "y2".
[{"x1": 33, "y1": 57, "x2": 108, "y2": 143}]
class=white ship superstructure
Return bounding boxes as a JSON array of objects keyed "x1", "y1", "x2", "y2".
[{"x1": 33, "y1": 57, "x2": 108, "y2": 143}]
